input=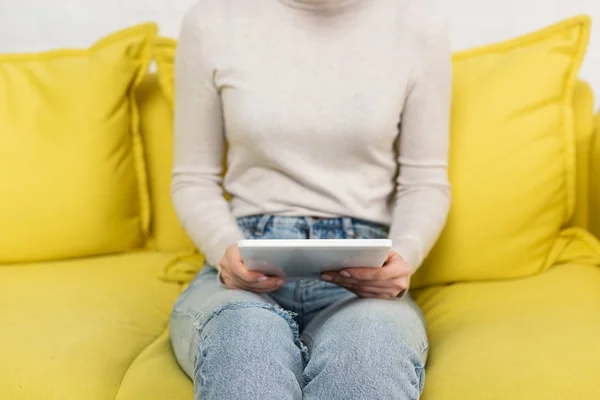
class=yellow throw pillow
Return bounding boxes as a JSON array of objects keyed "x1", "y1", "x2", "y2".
[
  {"x1": 412, "y1": 16, "x2": 591, "y2": 287},
  {"x1": 0, "y1": 24, "x2": 156, "y2": 263}
]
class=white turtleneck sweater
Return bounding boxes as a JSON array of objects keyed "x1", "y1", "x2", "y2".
[{"x1": 171, "y1": 0, "x2": 452, "y2": 273}]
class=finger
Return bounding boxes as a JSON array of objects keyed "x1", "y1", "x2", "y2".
[
  {"x1": 238, "y1": 284, "x2": 282, "y2": 294},
  {"x1": 349, "y1": 276, "x2": 410, "y2": 291},
  {"x1": 393, "y1": 276, "x2": 411, "y2": 291},
  {"x1": 238, "y1": 276, "x2": 285, "y2": 291},
  {"x1": 321, "y1": 273, "x2": 388, "y2": 293},
  {"x1": 344, "y1": 276, "x2": 402, "y2": 289},
  {"x1": 343, "y1": 262, "x2": 410, "y2": 282},
  {"x1": 333, "y1": 276, "x2": 405, "y2": 297},
  {"x1": 221, "y1": 268, "x2": 280, "y2": 290},
  {"x1": 323, "y1": 273, "x2": 396, "y2": 291},
  {"x1": 385, "y1": 250, "x2": 395, "y2": 262},
  {"x1": 321, "y1": 272, "x2": 361, "y2": 285},
  {"x1": 340, "y1": 281, "x2": 398, "y2": 297},
  {"x1": 355, "y1": 291, "x2": 393, "y2": 299},
  {"x1": 342, "y1": 251, "x2": 410, "y2": 281},
  {"x1": 321, "y1": 274, "x2": 397, "y2": 296},
  {"x1": 320, "y1": 274, "x2": 362, "y2": 294},
  {"x1": 221, "y1": 270, "x2": 243, "y2": 290},
  {"x1": 341, "y1": 267, "x2": 386, "y2": 281},
  {"x1": 220, "y1": 271, "x2": 238, "y2": 290},
  {"x1": 229, "y1": 259, "x2": 272, "y2": 284},
  {"x1": 354, "y1": 285, "x2": 397, "y2": 295},
  {"x1": 226, "y1": 274, "x2": 285, "y2": 293},
  {"x1": 230, "y1": 271, "x2": 284, "y2": 289}
]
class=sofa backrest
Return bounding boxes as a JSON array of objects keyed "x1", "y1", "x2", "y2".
[
  {"x1": 570, "y1": 80, "x2": 596, "y2": 231},
  {"x1": 137, "y1": 74, "x2": 194, "y2": 254},
  {"x1": 589, "y1": 111, "x2": 600, "y2": 238}
]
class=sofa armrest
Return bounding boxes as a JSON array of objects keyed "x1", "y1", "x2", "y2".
[{"x1": 590, "y1": 112, "x2": 600, "y2": 239}]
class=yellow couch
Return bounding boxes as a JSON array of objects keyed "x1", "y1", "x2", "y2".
[
  {"x1": 0, "y1": 74, "x2": 598, "y2": 400},
  {"x1": 3, "y1": 20, "x2": 600, "y2": 400}
]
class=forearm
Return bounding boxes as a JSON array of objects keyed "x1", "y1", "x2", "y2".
[
  {"x1": 171, "y1": 173, "x2": 245, "y2": 268},
  {"x1": 389, "y1": 182, "x2": 451, "y2": 272}
]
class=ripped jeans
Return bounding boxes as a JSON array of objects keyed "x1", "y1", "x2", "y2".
[{"x1": 170, "y1": 215, "x2": 429, "y2": 400}]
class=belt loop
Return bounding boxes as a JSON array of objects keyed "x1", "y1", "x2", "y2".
[
  {"x1": 255, "y1": 214, "x2": 273, "y2": 237},
  {"x1": 342, "y1": 217, "x2": 356, "y2": 239},
  {"x1": 302, "y1": 217, "x2": 313, "y2": 239}
]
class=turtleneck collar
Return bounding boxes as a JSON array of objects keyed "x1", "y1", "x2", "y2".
[{"x1": 279, "y1": 0, "x2": 358, "y2": 11}]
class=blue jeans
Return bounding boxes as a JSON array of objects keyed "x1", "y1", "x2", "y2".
[{"x1": 170, "y1": 215, "x2": 429, "y2": 399}]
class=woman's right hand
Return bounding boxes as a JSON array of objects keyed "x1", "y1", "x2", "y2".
[{"x1": 219, "y1": 244, "x2": 285, "y2": 293}]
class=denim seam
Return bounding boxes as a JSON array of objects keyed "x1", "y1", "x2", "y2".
[
  {"x1": 197, "y1": 340, "x2": 207, "y2": 391},
  {"x1": 414, "y1": 342, "x2": 428, "y2": 394},
  {"x1": 190, "y1": 301, "x2": 310, "y2": 379},
  {"x1": 419, "y1": 343, "x2": 429, "y2": 360},
  {"x1": 298, "y1": 281, "x2": 307, "y2": 329},
  {"x1": 415, "y1": 364, "x2": 426, "y2": 393},
  {"x1": 299, "y1": 334, "x2": 313, "y2": 388}
]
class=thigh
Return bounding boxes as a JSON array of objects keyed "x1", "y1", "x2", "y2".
[
  {"x1": 170, "y1": 266, "x2": 278, "y2": 377},
  {"x1": 301, "y1": 294, "x2": 429, "y2": 366},
  {"x1": 300, "y1": 294, "x2": 429, "y2": 399}
]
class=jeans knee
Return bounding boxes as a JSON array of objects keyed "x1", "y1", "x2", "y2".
[
  {"x1": 304, "y1": 322, "x2": 426, "y2": 398},
  {"x1": 303, "y1": 326, "x2": 426, "y2": 399},
  {"x1": 323, "y1": 314, "x2": 427, "y2": 368},
  {"x1": 196, "y1": 301, "x2": 308, "y2": 360},
  {"x1": 203, "y1": 303, "x2": 293, "y2": 341},
  {"x1": 193, "y1": 301, "x2": 309, "y2": 386}
]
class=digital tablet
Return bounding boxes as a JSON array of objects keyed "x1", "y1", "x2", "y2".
[{"x1": 238, "y1": 239, "x2": 392, "y2": 279}]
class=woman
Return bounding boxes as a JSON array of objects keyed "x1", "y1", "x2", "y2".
[{"x1": 170, "y1": 0, "x2": 451, "y2": 398}]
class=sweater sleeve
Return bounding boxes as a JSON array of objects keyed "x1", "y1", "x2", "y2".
[
  {"x1": 171, "y1": 8, "x2": 245, "y2": 269},
  {"x1": 389, "y1": 20, "x2": 452, "y2": 273}
]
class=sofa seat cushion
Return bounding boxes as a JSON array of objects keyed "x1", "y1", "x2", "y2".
[
  {"x1": 114, "y1": 263, "x2": 600, "y2": 400},
  {"x1": 0, "y1": 252, "x2": 182, "y2": 400},
  {"x1": 115, "y1": 329, "x2": 192, "y2": 400},
  {"x1": 415, "y1": 263, "x2": 600, "y2": 400}
]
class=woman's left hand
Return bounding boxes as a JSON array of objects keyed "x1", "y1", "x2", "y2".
[{"x1": 320, "y1": 251, "x2": 411, "y2": 299}]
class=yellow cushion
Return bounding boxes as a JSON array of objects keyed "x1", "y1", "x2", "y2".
[
  {"x1": 137, "y1": 75, "x2": 195, "y2": 254},
  {"x1": 570, "y1": 81, "x2": 595, "y2": 230},
  {"x1": 0, "y1": 24, "x2": 156, "y2": 263},
  {"x1": 115, "y1": 329, "x2": 193, "y2": 400},
  {"x1": 413, "y1": 16, "x2": 591, "y2": 287},
  {"x1": 154, "y1": 37, "x2": 177, "y2": 104},
  {"x1": 0, "y1": 252, "x2": 181, "y2": 400},
  {"x1": 590, "y1": 112, "x2": 600, "y2": 239},
  {"x1": 414, "y1": 262, "x2": 600, "y2": 400}
]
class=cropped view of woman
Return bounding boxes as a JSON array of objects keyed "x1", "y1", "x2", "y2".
[{"x1": 170, "y1": 0, "x2": 452, "y2": 399}]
